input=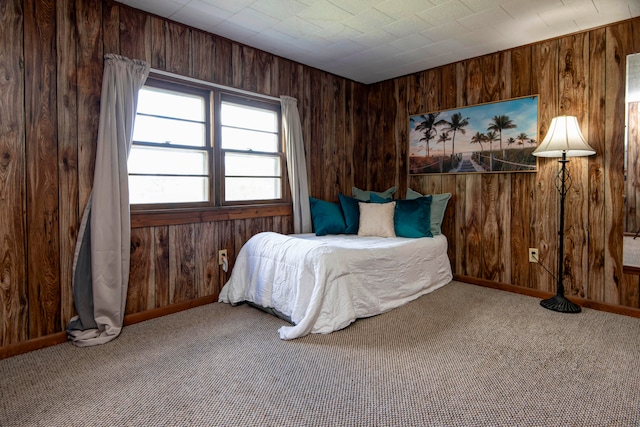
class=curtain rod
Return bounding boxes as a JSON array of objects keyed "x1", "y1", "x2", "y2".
[{"x1": 150, "y1": 68, "x2": 281, "y2": 102}]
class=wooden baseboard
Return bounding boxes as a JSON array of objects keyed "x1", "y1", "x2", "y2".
[
  {"x1": 454, "y1": 274, "x2": 640, "y2": 319},
  {"x1": 0, "y1": 295, "x2": 217, "y2": 360}
]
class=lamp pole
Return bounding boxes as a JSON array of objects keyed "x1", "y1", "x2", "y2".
[{"x1": 540, "y1": 151, "x2": 581, "y2": 313}]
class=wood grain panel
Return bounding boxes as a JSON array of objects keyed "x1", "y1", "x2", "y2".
[
  {"x1": 194, "y1": 222, "x2": 217, "y2": 299},
  {"x1": 56, "y1": 0, "x2": 79, "y2": 328},
  {"x1": 191, "y1": 30, "x2": 215, "y2": 83},
  {"x1": 118, "y1": 6, "x2": 150, "y2": 62},
  {"x1": 482, "y1": 53, "x2": 501, "y2": 102},
  {"x1": 558, "y1": 33, "x2": 590, "y2": 298},
  {"x1": 604, "y1": 22, "x2": 632, "y2": 304},
  {"x1": 154, "y1": 226, "x2": 169, "y2": 308},
  {"x1": 481, "y1": 174, "x2": 510, "y2": 282},
  {"x1": 213, "y1": 37, "x2": 232, "y2": 86},
  {"x1": 322, "y1": 72, "x2": 337, "y2": 200},
  {"x1": 510, "y1": 46, "x2": 532, "y2": 97},
  {"x1": 166, "y1": 22, "x2": 191, "y2": 76},
  {"x1": 587, "y1": 28, "x2": 607, "y2": 301},
  {"x1": 510, "y1": 173, "x2": 532, "y2": 287},
  {"x1": 102, "y1": 0, "x2": 119, "y2": 55},
  {"x1": 395, "y1": 77, "x2": 408, "y2": 196},
  {"x1": 425, "y1": 68, "x2": 442, "y2": 113},
  {"x1": 76, "y1": 0, "x2": 102, "y2": 221},
  {"x1": 0, "y1": 0, "x2": 27, "y2": 346},
  {"x1": 169, "y1": 224, "x2": 196, "y2": 304},
  {"x1": 150, "y1": 17, "x2": 166, "y2": 70},
  {"x1": 128, "y1": 227, "x2": 153, "y2": 314},
  {"x1": 463, "y1": 175, "x2": 482, "y2": 277},
  {"x1": 25, "y1": 0, "x2": 60, "y2": 338},
  {"x1": 531, "y1": 40, "x2": 559, "y2": 293}
]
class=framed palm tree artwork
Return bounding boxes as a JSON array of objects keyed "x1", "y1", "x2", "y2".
[{"x1": 409, "y1": 95, "x2": 539, "y2": 174}]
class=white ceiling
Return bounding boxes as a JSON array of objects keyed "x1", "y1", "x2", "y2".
[{"x1": 116, "y1": 0, "x2": 640, "y2": 84}]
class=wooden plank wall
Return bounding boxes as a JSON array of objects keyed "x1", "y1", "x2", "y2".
[
  {"x1": 0, "y1": 0, "x2": 366, "y2": 348},
  {"x1": 369, "y1": 18, "x2": 640, "y2": 308}
]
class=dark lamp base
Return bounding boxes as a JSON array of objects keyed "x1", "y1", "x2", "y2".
[{"x1": 540, "y1": 295, "x2": 581, "y2": 313}]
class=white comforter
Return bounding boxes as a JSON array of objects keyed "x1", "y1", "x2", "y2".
[{"x1": 218, "y1": 232, "x2": 452, "y2": 339}]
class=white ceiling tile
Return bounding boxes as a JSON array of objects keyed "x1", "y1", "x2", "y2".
[
  {"x1": 421, "y1": 20, "x2": 471, "y2": 42},
  {"x1": 208, "y1": 20, "x2": 258, "y2": 43},
  {"x1": 272, "y1": 15, "x2": 325, "y2": 37},
  {"x1": 198, "y1": 0, "x2": 256, "y2": 14},
  {"x1": 353, "y1": 28, "x2": 395, "y2": 47},
  {"x1": 374, "y1": 0, "x2": 436, "y2": 19},
  {"x1": 250, "y1": 0, "x2": 309, "y2": 20},
  {"x1": 315, "y1": 23, "x2": 363, "y2": 43},
  {"x1": 328, "y1": 0, "x2": 385, "y2": 14},
  {"x1": 227, "y1": 7, "x2": 280, "y2": 32},
  {"x1": 342, "y1": 8, "x2": 395, "y2": 32},
  {"x1": 388, "y1": 33, "x2": 436, "y2": 51},
  {"x1": 499, "y1": 0, "x2": 564, "y2": 21},
  {"x1": 416, "y1": 0, "x2": 475, "y2": 26},
  {"x1": 538, "y1": 1, "x2": 598, "y2": 27},
  {"x1": 296, "y1": 0, "x2": 355, "y2": 29},
  {"x1": 382, "y1": 16, "x2": 432, "y2": 38},
  {"x1": 172, "y1": 1, "x2": 231, "y2": 28},
  {"x1": 459, "y1": 0, "x2": 504, "y2": 12},
  {"x1": 457, "y1": 7, "x2": 513, "y2": 31}
]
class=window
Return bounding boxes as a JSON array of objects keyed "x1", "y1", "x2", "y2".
[{"x1": 128, "y1": 76, "x2": 284, "y2": 210}]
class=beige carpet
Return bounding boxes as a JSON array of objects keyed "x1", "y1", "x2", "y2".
[{"x1": 1, "y1": 281, "x2": 639, "y2": 426}]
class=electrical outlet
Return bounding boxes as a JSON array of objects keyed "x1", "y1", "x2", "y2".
[
  {"x1": 218, "y1": 249, "x2": 228, "y2": 265},
  {"x1": 528, "y1": 248, "x2": 538, "y2": 263}
]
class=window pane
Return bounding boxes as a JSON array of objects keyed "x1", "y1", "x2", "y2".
[
  {"x1": 138, "y1": 87, "x2": 204, "y2": 121},
  {"x1": 225, "y1": 152, "x2": 280, "y2": 176},
  {"x1": 129, "y1": 146, "x2": 207, "y2": 175},
  {"x1": 129, "y1": 176, "x2": 209, "y2": 204},
  {"x1": 133, "y1": 115, "x2": 205, "y2": 147},
  {"x1": 225, "y1": 177, "x2": 281, "y2": 201},
  {"x1": 221, "y1": 127, "x2": 278, "y2": 152},
  {"x1": 221, "y1": 102, "x2": 277, "y2": 132}
]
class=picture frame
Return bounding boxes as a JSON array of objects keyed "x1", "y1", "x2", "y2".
[{"x1": 409, "y1": 95, "x2": 539, "y2": 174}]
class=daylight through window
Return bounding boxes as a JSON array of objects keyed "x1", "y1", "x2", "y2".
[{"x1": 128, "y1": 76, "x2": 284, "y2": 208}]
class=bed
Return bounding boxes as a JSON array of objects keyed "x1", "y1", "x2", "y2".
[{"x1": 218, "y1": 231, "x2": 452, "y2": 340}]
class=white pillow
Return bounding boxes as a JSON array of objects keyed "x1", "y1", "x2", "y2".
[{"x1": 357, "y1": 201, "x2": 396, "y2": 238}]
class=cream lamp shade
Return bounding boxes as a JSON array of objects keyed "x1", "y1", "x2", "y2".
[{"x1": 532, "y1": 115, "x2": 596, "y2": 158}]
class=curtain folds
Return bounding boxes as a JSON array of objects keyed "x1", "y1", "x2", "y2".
[
  {"x1": 280, "y1": 96, "x2": 312, "y2": 234},
  {"x1": 67, "y1": 54, "x2": 150, "y2": 347}
]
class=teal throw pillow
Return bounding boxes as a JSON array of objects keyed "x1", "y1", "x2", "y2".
[
  {"x1": 394, "y1": 196, "x2": 433, "y2": 238},
  {"x1": 352, "y1": 186, "x2": 397, "y2": 202},
  {"x1": 405, "y1": 189, "x2": 451, "y2": 236},
  {"x1": 309, "y1": 197, "x2": 346, "y2": 236},
  {"x1": 338, "y1": 193, "x2": 360, "y2": 234}
]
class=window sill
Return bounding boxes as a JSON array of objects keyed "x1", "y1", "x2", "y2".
[{"x1": 131, "y1": 203, "x2": 292, "y2": 228}]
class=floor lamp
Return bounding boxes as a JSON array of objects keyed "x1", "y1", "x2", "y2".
[{"x1": 532, "y1": 116, "x2": 596, "y2": 313}]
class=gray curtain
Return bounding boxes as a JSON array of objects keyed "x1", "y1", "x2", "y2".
[
  {"x1": 67, "y1": 54, "x2": 150, "y2": 347},
  {"x1": 280, "y1": 96, "x2": 312, "y2": 234}
]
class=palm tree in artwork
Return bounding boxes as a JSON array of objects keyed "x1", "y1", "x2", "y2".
[
  {"x1": 470, "y1": 132, "x2": 486, "y2": 153},
  {"x1": 528, "y1": 138, "x2": 537, "y2": 146},
  {"x1": 506, "y1": 137, "x2": 516, "y2": 148},
  {"x1": 413, "y1": 113, "x2": 441, "y2": 157},
  {"x1": 488, "y1": 115, "x2": 517, "y2": 158},
  {"x1": 485, "y1": 130, "x2": 499, "y2": 154},
  {"x1": 516, "y1": 132, "x2": 529, "y2": 146},
  {"x1": 437, "y1": 131, "x2": 452, "y2": 156},
  {"x1": 439, "y1": 112, "x2": 470, "y2": 157}
]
